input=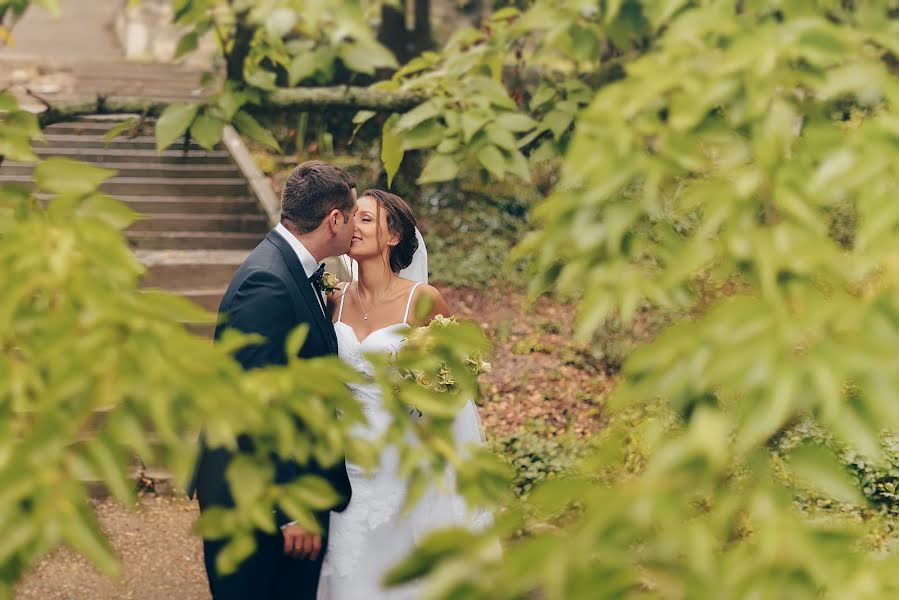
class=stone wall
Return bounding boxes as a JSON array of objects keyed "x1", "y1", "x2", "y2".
[{"x1": 113, "y1": 0, "x2": 216, "y2": 66}]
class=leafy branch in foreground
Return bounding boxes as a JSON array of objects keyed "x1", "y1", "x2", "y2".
[{"x1": 0, "y1": 85, "x2": 502, "y2": 590}]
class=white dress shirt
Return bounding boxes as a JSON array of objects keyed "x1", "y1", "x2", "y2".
[{"x1": 274, "y1": 223, "x2": 326, "y2": 315}]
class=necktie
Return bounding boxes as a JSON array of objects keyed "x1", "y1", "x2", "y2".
[
  {"x1": 309, "y1": 263, "x2": 325, "y2": 290},
  {"x1": 308, "y1": 263, "x2": 327, "y2": 316}
]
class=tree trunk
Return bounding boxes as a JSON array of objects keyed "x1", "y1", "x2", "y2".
[
  {"x1": 411, "y1": 0, "x2": 433, "y2": 56},
  {"x1": 226, "y1": 15, "x2": 255, "y2": 82},
  {"x1": 378, "y1": 2, "x2": 410, "y2": 65}
]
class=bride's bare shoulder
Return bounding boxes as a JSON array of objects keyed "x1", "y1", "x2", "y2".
[{"x1": 406, "y1": 282, "x2": 450, "y2": 323}]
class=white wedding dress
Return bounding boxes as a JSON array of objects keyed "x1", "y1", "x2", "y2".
[{"x1": 318, "y1": 282, "x2": 490, "y2": 599}]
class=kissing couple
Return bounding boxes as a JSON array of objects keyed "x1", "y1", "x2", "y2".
[{"x1": 189, "y1": 160, "x2": 490, "y2": 599}]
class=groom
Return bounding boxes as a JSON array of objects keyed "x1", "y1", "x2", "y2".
[{"x1": 189, "y1": 160, "x2": 357, "y2": 599}]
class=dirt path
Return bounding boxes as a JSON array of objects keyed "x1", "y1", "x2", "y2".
[{"x1": 15, "y1": 497, "x2": 209, "y2": 600}]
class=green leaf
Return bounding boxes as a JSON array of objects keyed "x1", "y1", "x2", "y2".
[
  {"x1": 495, "y1": 112, "x2": 538, "y2": 132},
  {"x1": 401, "y1": 120, "x2": 447, "y2": 151},
  {"x1": 33, "y1": 0, "x2": 61, "y2": 17},
  {"x1": 384, "y1": 527, "x2": 478, "y2": 585},
  {"x1": 381, "y1": 114, "x2": 404, "y2": 187},
  {"x1": 33, "y1": 158, "x2": 116, "y2": 195},
  {"x1": 59, "y1": 509, "x2": 120, "y2": 577},
  {"x1": 264, "y1": 8, "x2": 297, "y2": 38},
  {"x1": 417, "y1": 154, "x2": 459, "y2": 184},
  {"x1": 217, "y1": 89, "x2": 247, "y2": 120},
  {"x1": 0, "y1": 134, "x2": 38, "y2": 162},
  {"x1": 0, "y1": 92, "x2": 19, "y2": 111},
  {"x1": 485, "y1": 123, "x2": 518, "y2": 150},
  {"x1": 436, "y1": 137, "x2": 460, "y2": 154},
  {"x1": 226, "y1": 456, "x2": 269, "y2": 508},
  {"x1": 506, "y1": 148, "x2": 532, "y2": 181},
  {"x1": 77, "y1": 194, "x2": 140, "y2": 230},
  {"x1": 175, "y1": 31, "x2": 198, "y2": 58},
  {"x1": 215, "y1": 533, "x2": 256, "y2": 576},
  {"x1": 477, "y1": 145, "x2": 506, "y2": 179},
  {"x1": 468, "y1": 76, "x2": 517, "y2": 110},
  {"x1": 101, "y1": 118, "x2": 139, "y2": 147},
  {"x1": 338, "y1": 39, "x2": 398, "y2": 75},
  {"x1": 1, "y1": 109, "x2": 41, "y2": 138},
  {"x1": 353, "y1": 110, "x2": 376, "y2": 125},
  {"x1": 461, "y1": 112, "x2": 490, "y2": 144},
  {"x1": 232, "y1": 110, "x2": 282, "y2": 152},
  {"x1": 286, "y1": 323, "x2": 310, "y2": 359},
  {"x1": 287, "y1": 476, "x2": 341, "y2": 511},
  {"x1": 155, "y1": 102, "x2": 198, "y2": 152},
  {"x1": 190, "y1": 112, "x2": 225, "y2": 150},
  {"x1": 395, "y1": 101, "x2": 441, "y2": 132},
  {"x1": 529, "y1": 84, "x2": 556, "y2": 111},
  {"x1": 245, "y1": 69, "x2": 278, "y2": 91},
  {"x1": 790, "y1": 444, "x2": 864, "y2": 505},
  {"x1": 351, "y1": 111, "x2": 376, "y2": 142},
  {"x1": 288, "y1": 52, "x2": 319, "y2": 86}
]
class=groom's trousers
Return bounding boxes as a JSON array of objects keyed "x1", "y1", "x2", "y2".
[{"x1": 203, "y1": 528, "x2": 327, "y2": 599}]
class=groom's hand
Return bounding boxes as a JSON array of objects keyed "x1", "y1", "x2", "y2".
[{"x1": 281, "y1": 523, "x2": 322, "y2": 560}]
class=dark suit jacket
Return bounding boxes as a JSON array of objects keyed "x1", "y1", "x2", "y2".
[{"x1": 189, "y1": 230, "x2": 351, "y2": 529}]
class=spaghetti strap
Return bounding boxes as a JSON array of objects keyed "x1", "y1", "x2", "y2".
[
  {"x1": 403, "y1": 282, "x2": 423, "y2": 324},
  {"x1": 336, "y1": 283, "x2": 348, "y2": 323}
]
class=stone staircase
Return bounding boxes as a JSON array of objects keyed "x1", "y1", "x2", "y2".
[
  {"x1": 0, "y1": 118, "x2": 269, "y2": 321},
  {"x1": 0, "y1": 117, "x2": 276, "y2": 494}
]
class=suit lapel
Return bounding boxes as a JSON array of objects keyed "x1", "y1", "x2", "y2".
[{"x1": 265, "y1": 231, "x2": 338, "y2": 353}]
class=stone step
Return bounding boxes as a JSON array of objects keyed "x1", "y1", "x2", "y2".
[
  {"x1": 138, "y1": 250, "x2": 248, "y2": 289},
  {"x1": 34, "y1": 194, "x2": 262, "y2": 215},
  {"x1": 82, "y1": 466, "x2": 179, "y2": 499},
  {"x1": 129, "y1": 213, "x2": 268, "y2": 233},
  {"x1": 184, "y1": 322, "x2": 217, "y2": 338},
  {"x1": 177, "y1": 287, "x2": 227, "y2": 312},
  {"x1": 126, "y1": 231, "x2": 262, "y2": 250},
  {"x1": 36, "y1": 134, "x2": 211, "y2": 151},
  {"x1": 3, "y1": 175, "x2": 249, "y2": 196},
  {"x1": 32, "y1": 147, "x2": 235, "y2": 164},
  {"x1": 2, "y1": 160, "x2": 241, "y2": 178},
  {"x1": 45, "y1": 120, "x2": 153, "y2": 134}
]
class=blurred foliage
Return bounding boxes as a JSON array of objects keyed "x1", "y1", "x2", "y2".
[
  {"x1": 0, "y1": 59, "x2": 503, "y2": 600},
  {"x1": 378, "y1": 1, "x2": 899, "y2": 599},
  {"x1": 6, "y1": 0, "x2": 899, "y2": 598},
  {"x1": 775, "y1": 417, "x2": 899, "y2": 510},
  {"x1": 491, "y1": 424, "x2": 586, "y2": 498}
]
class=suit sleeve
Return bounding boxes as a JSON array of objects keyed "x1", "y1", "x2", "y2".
[{"x1": 220, "y1": 269, "x2": 295, "y2": 370}]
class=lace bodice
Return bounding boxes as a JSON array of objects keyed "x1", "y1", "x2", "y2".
[
  {"x1": 332, "y1": 282, "x2": 420, "y2": 438},
  {"x1": 321, "y1": 283, "x2": 421, "y2": 584}
]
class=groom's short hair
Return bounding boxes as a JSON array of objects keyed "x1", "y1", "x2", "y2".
[{"x1": 280, "y1": 161, "x2": 356, "y2": 233}]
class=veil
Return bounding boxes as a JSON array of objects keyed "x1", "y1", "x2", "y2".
[{"x1": 339, "y1": 228, "x2": 492, "y2": 532}]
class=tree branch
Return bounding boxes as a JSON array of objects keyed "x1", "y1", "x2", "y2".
[
  {"x1": 35, "y1": 87, "x2": 428, "y2": 125},
  {"x1": 31, "y1": 55, "x2": 625, "y2": 126},
  {"x1": 267, "y1": 86, "x2": 426, "y2": 111},
  {"x1": 37, "y1": 96, "x2": 168, "y2": 126}
]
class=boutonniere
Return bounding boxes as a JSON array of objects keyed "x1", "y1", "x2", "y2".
[{"x1": 321, "y1": 271, "x2": 341, "y2": 295}]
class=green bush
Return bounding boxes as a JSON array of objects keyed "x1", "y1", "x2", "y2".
[
  {"x1": 491, "y1": 426, "x2": 587, "y2": 498},
  {"x1": 775, "y1": 418, "x2": 899, "y2": 509}
]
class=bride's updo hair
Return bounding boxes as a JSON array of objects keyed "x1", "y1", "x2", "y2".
[{"x1": 360, "y1": 188, "x2": 418, "y2": 273}]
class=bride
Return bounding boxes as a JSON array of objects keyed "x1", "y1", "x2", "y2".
[{"x1": 319, "y1": 189, "x2": 489, "y2": 599}]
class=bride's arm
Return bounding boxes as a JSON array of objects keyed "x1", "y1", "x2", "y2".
[{"x1": 410, "y1": 284, "x2": 451, "y2": 325}]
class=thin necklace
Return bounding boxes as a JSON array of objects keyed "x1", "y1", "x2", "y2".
[{"x1": 355, "y1": 276, "x2": 397, "y2": 321}]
